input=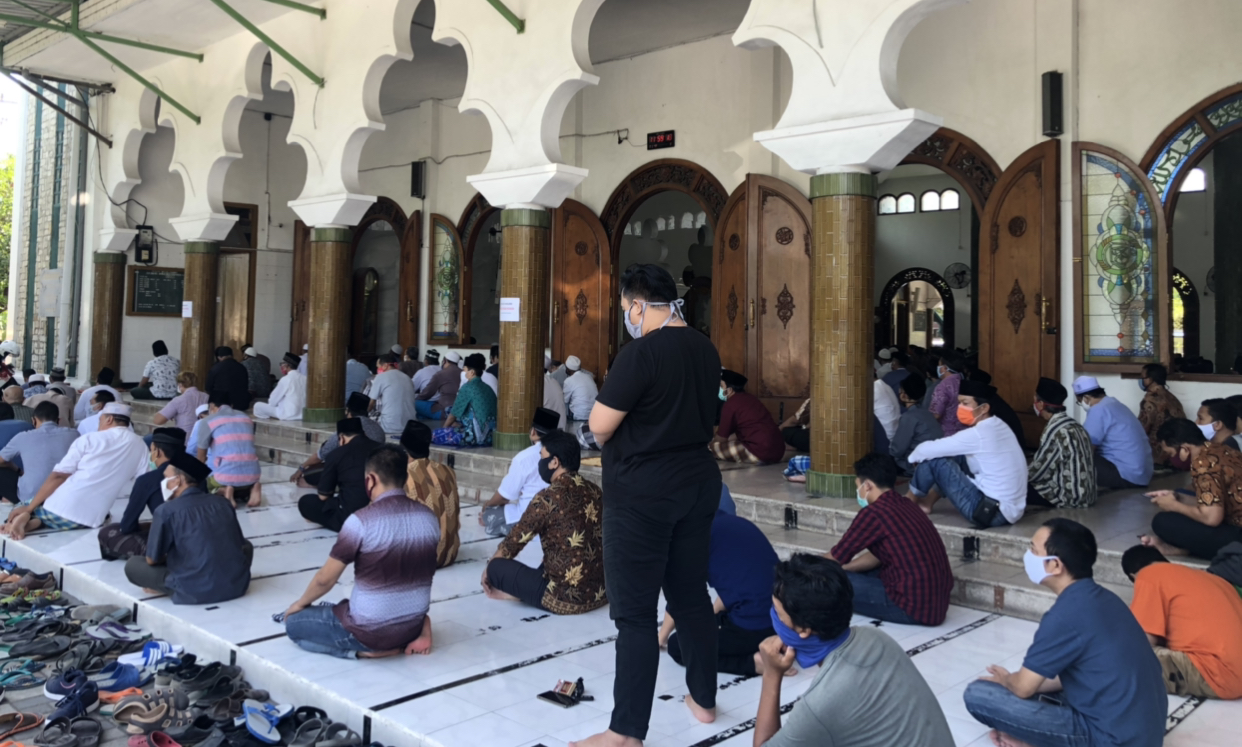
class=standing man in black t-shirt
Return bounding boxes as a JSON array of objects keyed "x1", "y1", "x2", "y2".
[{"x1": 572, "y1": 265, "x2": 723, "y2": 747}]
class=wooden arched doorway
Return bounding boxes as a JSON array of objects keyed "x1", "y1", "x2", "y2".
[
  {"x1": 348, "y1": 197, "x2": 421, "y2": 367},
  {"x1": 878, "y1": 268, "x2": 956, "y2": 351}
]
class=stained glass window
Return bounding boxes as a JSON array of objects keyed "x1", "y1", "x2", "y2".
[
  {"x1": 896, "y1": 193, "x2": 916, "y2": 214},
  {"x1": 921, "y1": 191, "x2": 941, "y2": 212},
  {"x1": 1147, "y1": 121, "x2": 1208, "y2": 201},
  {"x1": 430, "y1": 217, "x2": 462, "y2": 341},
  {"x1": 878, "y1": 195, "x2": 897, "y2": 215},
  {"x1": 1079, "y1": 149, "x2": 1161, "y2": 364},
  {"x1": 941, "y1": 189, "x2": 960, "y2": 210}
]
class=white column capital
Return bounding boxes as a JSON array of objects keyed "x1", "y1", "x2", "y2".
[
  {"x1": 466, "y1": 163, "x2": 588, "y2": 210},
  {"x1": 288, "y1": 193, "x2": 378, "y2": 228},
  {"x1": 755, "y1": 109, "x2": 942, "y2": 175},
  {"x1": 97, "y1": 228, "x2": 138, "y2": 254},
  {"x1": 169, "y1": 212, "x2": 239, "y2": 243}
]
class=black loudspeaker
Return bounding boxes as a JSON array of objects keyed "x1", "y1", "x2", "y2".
[
  {"x1": 411, "y1": 160, "x2": 426, "y2": 199},
  {"x1": 1042, "y1": 71, "x2": 1063, "y2": 138}
]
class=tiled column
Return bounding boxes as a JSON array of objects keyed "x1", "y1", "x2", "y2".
[
  {"x1": 89, "y1": 252, "x2": 126, "y2": 380},
  {"x1": 494, "y1": 208, "x2": 551, "y2": 451},
  {"x1": 304, "y1": 226, "x2": 352, "y2": 424},
  {"x1": 181, "y1": 242, "x2": 219, "y2": 383},
  {"x1": 807, "y1": 173, "x2": 876, "y2": 497}
]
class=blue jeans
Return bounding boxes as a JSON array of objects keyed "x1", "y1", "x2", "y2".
[
  {"x1": 845, "y1": 570, "x2": 917, "y2": 625},
  {"x1": 414, "y1": 400, "x2": 442, "y2": 420},
  {"x1": 718, "y1": 484, "x2": 736, "y2": 516},
  {"x1": 963, "y1": 681, "x2": 1092, "y2": 747},
  {"x1": 285, "y1": 604, "x2": 373, "y2": 659},
  {"x1": 910, "y1": 457, "x2": 1009, "y2": 528}
]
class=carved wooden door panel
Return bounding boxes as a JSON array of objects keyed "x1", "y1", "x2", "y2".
[
  {"x1": 750, "y1": 176, "x2": 812, "y2": 419},
  {"x1": 713, "y1": 183, "x2": 749, "y2": 375},
  {"x1": 398, "y1": 211, "x2": 422, "y2": 351},
  {"x1": 979, "y1": 140, "x2": 1060, "y2": 441},
  {"x1": 552, "y1": 200, "x2": 612, "y2": 378},
  {"x1": 289, "y1": 220, "x2": 310, "y2": 352}
]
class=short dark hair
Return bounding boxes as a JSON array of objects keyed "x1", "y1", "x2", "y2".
[
  {"x1": 1201, "y1": 398, "x2": 1238, "y2": 430},
  {"x1": 0, "y1": 403, "x2": 13, "y2": 421},
  {"x1": 463, "y1": 354, "x2": 486, "y2": 376},
  {"x1": 772, "y1": 554, "x2": 853, "y2": 639},
  {"x1": 853, "y1": 452, "x2": 897, "y2": 490},
  {"x1": 940, "y1": 350, "x2": 966, "y2": 373},
  {"x1": 108, "y1": 414, "x2": 132, "y2": 428},
  {"x1": 619, "y1": 263, "x2": 678, "y2": 304},
  {"x1": 152, "y1": 340, "x2": 169, "y2": 357},
  {"x1": 209, "y1": 390, "x2": 233, "y2": 408},
  {"x1": 1041, "y1": 518, "x2": 1097, "y2": 580},
  {"x1": 21, "y1": 368, "x2": 34, "y2": 379},
  {"x1": 1142, "y1": 363, "x2": 1168, "y2": 387},
  {"x1": 541, "y1": 429, "x2": 581, "y2": 473},
  {"x1": 96, "y1": 367, "x2": 115, "y2": 385},
  {"x1": 489, "y1": 344, "x2": 499, "y2": 361},
  {"x1": 215, "y1": 346, "x2": 233, "y2": 359},
  {"x1": 365, "y1": 444, "x2": 408, "y2": 488},
  {"x1": 49, "y1": 371, "x2": 65, "y2": 382},
  {"x1": 33, "y1": 401, "x2": 61, "y2": 423},
  {"x1": 1227, "y1": 394, "x2": 1242, "y2": 414},
  {"x1": 94, "y1": 390, "x2": 116, "y2": 405},
  {"x1": 1121, "y1": 544, "x2": 1167, "y2": 579},
  {"x1": 1157, "y1": 417, "x2": 1208, "y2": 449},
  {"x1": 378, "y1": 353, "x2": 399, "y2": 366},
  {"x1": 899, "y1": 374, "x2": 926, "y2": 401},
  {"x1": 892, "y1": 351, "x2": 910, "y2": 367}
]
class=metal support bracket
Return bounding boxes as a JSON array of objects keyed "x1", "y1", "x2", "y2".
[
  {"x1": 485, "y1": 0, "x2": 525, "y2": 33},
  {"x1": 7, "y1": 73, "x2": 112, "y2": 148},
  {"x1": 209, "y1": 0, "x2": 324, "y2": 87},
  {"x1": 258, "y1": 0, "x2": 325, "y2": 19}
]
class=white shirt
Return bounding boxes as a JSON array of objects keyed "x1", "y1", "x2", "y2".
[
  {"x1": 873, "y1": 379, "x2": 901, "y2": 440},
  {"x1": 543, "y1": 374, "x2": 567, "y2": 430},
  {"x1": 875, "y1": 362, "x2": 893, "y2": 378},
  {"x1": 907, "y1": 417, "x2": 1028, "y2": 523},
  {"x1": 265, "y1": 369, "x2": 307, "y2": 420},
  {"x1": 412, "y1": 366, "x2": 437, "y2": 398},
  {"x1": 563, "y1": 370, "x2": 599, "y2": 421},
  {"x1": 297, "y1": 354, "x2": 307, "y2": 376},
  {"x1": 74, "y1": 385, "x2": 121, "y2": 422},
  {"x1": 459, "y1": 370, "x2": 499, "y2": 397},
  {"x1": 498, "y1": 442, "x2": 549, "y2": 524},
  {"x1": 45, "y1": 426, "x2": 150, "y2": 527},
  {"x1": 77, "y1": 412, "x2": 102, "y2": 435}
]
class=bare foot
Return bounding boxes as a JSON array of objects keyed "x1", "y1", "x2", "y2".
[
  {"x1": 568, "y1": 730, "x2": 642, "y2": 747},
  {"x1": 5, "y1": 512, "x2": 31, "y2": 540},
  {"x1": 786, "y1": 474, "x2": 806, "y2": 484},
  {"x1": 684, "y1": 693, "x2": 716, "y2": 724},
  {"x1": 990, "y1": 729, "x2": 1036, "y2": 747},
  {"x1": 752, "y1": 652, "x2": 798, "y2": 677},
  {"x1": 247, "y1": 482, "x2": 263, "y2": 508},
  {"x1": 1138, "y1": 534, "x2": 1187, "y2": 556},
  {"x1": 484, "y1": 587, "x2": 520, "y2": 602},
  {"x1": 406, "y1": 616, "x2": 433, "y2": 655}
]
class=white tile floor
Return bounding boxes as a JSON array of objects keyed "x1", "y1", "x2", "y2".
[{"x1": 1, "y1": 463, "x2": 1238, "y2": 746}]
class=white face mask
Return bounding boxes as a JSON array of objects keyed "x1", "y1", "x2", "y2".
[
  {"x1": 160, "y1": 477, "x2": 178, "y2": 501},
  {"x1": 1023, "y1": 549, "x2": 1059, "y2": 585},
  {"x1": 1199, "y1": 423, "x2": 1217, "y2": 440}
]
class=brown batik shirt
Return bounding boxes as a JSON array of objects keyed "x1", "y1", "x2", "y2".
[
  {"x1": 405, "y1": 458, "x2": 461, "y2": 568},
  {"x1": 1192, "y1": 442, "x2": 1242, "y2": 528},
  {"x1": 1139, "y1": 386, "x2": 1185, "y2": 465},
  {"x1": 496, "y1": 471, "x2": 607, "y2": 615}
]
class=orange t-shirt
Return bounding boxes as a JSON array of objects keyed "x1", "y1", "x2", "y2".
[{"x1": 1130, "y1": 562, "x2": 1242, "y2": 698}]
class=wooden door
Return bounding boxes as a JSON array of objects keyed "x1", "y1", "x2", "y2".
[
  {"x1": 714, "y1": 184, "x2": 749, "y2": 374},
  {"x1": 979, "y1": 140, "x2": 1060, "y2": 440},
  {"x1": 289, "y1": 220, "x2": 311, "y2": 352},
  {"x1": 552, "y1": 199, "x2": 612, "y2": 377},
  {"x1": 399, "y1": 211, "x2": 422, "y2": 351},
  {"x1": 427, "y1": 214, "x2": 467, "y2": 346}
]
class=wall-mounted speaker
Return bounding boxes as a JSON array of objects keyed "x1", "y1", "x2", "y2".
[
  {"x1": 1042, "y1": 71, "x2": 1063, "y2": 138},
  {"x1": 411, "y1": 160, "x2": 426, "y2": 199}
]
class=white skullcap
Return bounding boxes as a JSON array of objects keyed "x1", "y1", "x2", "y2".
[
  {"x1": 244, "y1": 347, "x2": 258, "y2": 357},
  {"x1": 195, "y1": 404, "x2": 210, "y2": 416},
  {"x1": 27, "y1": 374, "x2": 47, "y2": 383},
  {"x1": 1072, "y1": 376, "x2": 1102, "y2": 395},
  {"x1": 444, "y1": 351, "x2": 461, "y2": 363},
  {"x1": 877, "y1": 349, "x2": 892, "y2": 360},
  {"x1": 302, "y1": 343, "x2": 309, "y2": 351},
  {"x1": 566, "y1": 356, "x2": 581, "y2": 371},
  {"x1": 390, "y1": 344, "x2": 404, "y2": 355},
  {"x1": 102, "y1": 403, "x2": 132, "y2": 417}
]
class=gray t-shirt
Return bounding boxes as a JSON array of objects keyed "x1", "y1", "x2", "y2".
[
  {"x1": 369, "y1": 369, "x2": 418, "y2": 435},
  {"x1": 890, "y1": 404, "x2": 944, "y2": 473},
  {"x1": 766, "y1": 627, "x2": 953, "y2": 747}
]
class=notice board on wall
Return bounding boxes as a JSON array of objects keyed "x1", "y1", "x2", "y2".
[{"x1": 127, "y1": 266, "x2": 184, "y2": 317}]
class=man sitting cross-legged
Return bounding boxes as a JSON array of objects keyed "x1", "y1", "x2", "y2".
[
  {"x1": 291, "y1": 392, "x2": 386, "y2": 488},
  {"x1": 0, "y1": 401, "x2": 78, "y2": 505},
  {"x1": 479, "y1": 407, "x2": 561, "y2": 537},
  {"x1": 963, "y1": 519, "x2": 1166, "y2": 747},
  {"x1": 825, "y1": 453, "x2": 953, "y2": 626},
  {"x1": 97, "y1": 427, "x2": 187, "y2": 560},
  {"x1": 284, "y1": 445, "x2": 438, "y2": 659},
  {"x1": 1195, "y1": 398, "x2": 1242, "y2": 451},
  {"x1": 889, "y1": 374, "x2": 942, "y2": 475},
  {"x1": 2, "y1": 403, "x2": 148, "y2": 540},
  {"x1": 1027, "y1": 377, "x2": 1097, "y2": 509},
  {"x1": 658, "y1": 509, "x2": 779, "y2": 677},
  {"x1": 710, "y1": 369, "x2": 786, "y2": 465},
  {"x1": 402, "y1": 420, "x2": 461, "y2": 568},
  {"x1": 752, "y1": 554, "x2": 954, "y2": 747},
  {"x1": 297, "y1": 417, "x2": 382, "y2": 532},
  {"x1": 124, "y1": 452, "x2": 253, "y2": 604},
  {"x1": 905, "y1": 379, "x2": 1027, "y2": 528},
  {"x1": 1074, "y1": 375, "x2": 1153, "y2": 490},
  {"x1": 1142, "y1": 417, "x2": 1242, "y2": 560},
  {"x1": 1122, "y1": 544, "x2": 1242, "y2": 700},
  {"x1": 483, "y1": 430, "x2": 607, "y2": 614}
]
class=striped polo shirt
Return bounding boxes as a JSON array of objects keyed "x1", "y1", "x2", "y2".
[{"x1": 199, "y1": 406, "x2": 261, "y2": 487}]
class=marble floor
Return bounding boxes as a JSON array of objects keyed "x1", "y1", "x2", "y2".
[{"x1": 1, "y1": 463, "x2": 1237, "y2": 747}]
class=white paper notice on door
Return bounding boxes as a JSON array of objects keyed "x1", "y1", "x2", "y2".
[
  {"x1": 500, "y1": 297, "x2": 520, "y2": 322},
  {"x1": 182, "y1": 301, "x2": 193, "y2": 319}
]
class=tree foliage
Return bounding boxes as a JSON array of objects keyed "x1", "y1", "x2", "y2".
[{"x1": 0, "y1": 154, "x2": 14, "y2": 315}]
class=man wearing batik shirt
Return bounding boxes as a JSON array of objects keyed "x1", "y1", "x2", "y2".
[
  {"x1": 402, "y1": 420, "x2": 461, "y2": 568},
  {"x1": 1028, "y1": 377, "x2": 1098, "y2": 508},
  {"x1": 483, "y1": 430, "x2": 606, "y2": 615}
]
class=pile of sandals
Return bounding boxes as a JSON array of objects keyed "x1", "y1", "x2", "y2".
[{"x1": 0, "y1": 560, "x2": 386, "y2": 747}]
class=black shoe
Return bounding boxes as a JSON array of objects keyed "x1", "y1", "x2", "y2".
[
  {"x1": 176, "y1": 714, "x2": 221, "y2": 745},
  {"x1": 175, "y1": 662, "x2": 243, "y2": 695}
]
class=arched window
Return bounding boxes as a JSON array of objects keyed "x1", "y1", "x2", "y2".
[
  {"x1": 1180, "y1": 167, "x2": 1207, "y2": 193},
  {"x1": 623, "y1": 223, "x2": 633, "y2": 235},
  {"x1": 920, "y1": 191, "x2": 941, "y2": 212},
  {"x1": 940, "y1": 189, "x2": 960, "y2": 210},
  {"x1": 681, "y1": 212, "x2": 694, "y2": 229},
  {"x1": 878, "y1": 195, "x2": 897, "y2": 215},
  {"x1": 656, "y1": 217, "x2": 666, "y2": 232},
  {"x1": 695, "y1": 211, "x2": 707, "y2": 228},
  {"x1": 896, "y1": 193, "x2": 916, "y2": 214}
]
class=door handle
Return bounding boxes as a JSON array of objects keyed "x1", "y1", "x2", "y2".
[
  {"x1": 1040, "y1": 295, "x2": 1056, "y2": 334},
  {"x1": 406, "y1": 300, "x2": 415, "y2": 322},
  {"x1": 748, "y1": 299, "x2": 756, "y2": 330},
  {"x1": 553, "y1": 299, "x2": 560, "y2": 324}
]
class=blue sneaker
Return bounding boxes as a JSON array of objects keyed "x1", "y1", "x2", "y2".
[
  {"x1": 43, "y1": 668, "x2": 89, "y2": 701},
  {"x1": 90, "y1": 661, "x2": 148, "y2": 693},
  {"x1": 49, "y1": 680, "x2": 99, "y2": 720}
]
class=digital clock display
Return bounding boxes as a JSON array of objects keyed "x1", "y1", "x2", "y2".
[{"x1": 647, "y1": 130, "x2": 675, "y2": 150}]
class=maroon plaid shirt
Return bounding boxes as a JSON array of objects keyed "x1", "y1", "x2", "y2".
[{"x1": 831, "y1": 491, "x2": 953, "y2": 625}]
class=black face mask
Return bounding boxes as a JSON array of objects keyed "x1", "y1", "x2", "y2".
[{"x1": 538, "y1": 455, "x2": 557, "y2": 484}]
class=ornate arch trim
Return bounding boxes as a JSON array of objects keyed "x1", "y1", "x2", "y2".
[
  {"x1": 599, "y1": 158, "x2": 728, "y2": 252},
  {"x1": 457, "y1": 192, "x2": 498, "y2": 266},
  {"x1": 877, "y1": 268, "x2": 956, "y2": 351},
  {"x1": 1172, "y1": 268, "x2": 1201, "y2": 359},
  {"x1": 350, "y1": 196, "x2": 408, "y2": 254},
  {"x1": 901, "y1": 127, "x2": 1002, "y2": 211},
  {"x1": 1141, "y1": 82, "x2": 1242, "y2": 214}
]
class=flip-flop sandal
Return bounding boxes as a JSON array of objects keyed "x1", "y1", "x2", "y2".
[
  {"x1": 0, "y1": 559, "x2": 17, "y2": 573},
  {"x1": 314, "y1": 723, "x2": 361, "y2": 747},
  {"x1": 242, "y1": 700, "x2": 282, "y2": 745},
  {"x1": 0, "y1": 712, "x2": 44, "y2": 740},
  {"x1": 83, "y1": 622, "x2": 148, "y2": 642},
  {"x1": 287, "y1": 719, "x2": 325, "y2": 747},
  {"x1": 8, "y1": 635, "x2": 72, "y2": 660},
  {"x1": 32, "y1": 716, "x2": 74, "y2": 747},
  {"x1": 1, "y1": 673, "x2": 47, "y2": 690},
  {"x1": 0, "y1": 659, "x2": 44, "y2": 680},
  {"x1": 68, "y1": 717, "x2": 102, "y2": 747}
]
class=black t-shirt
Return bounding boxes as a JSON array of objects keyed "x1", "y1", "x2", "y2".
[
  {"x1": 206, "y1": 358, "x2": 252, "y2": 411},
  {"x1": 595, "y1": 326, "x2": 721, "y2": 496},
  {"x1": 320, "y1": 435, "x2": 383, "y2": 518}
]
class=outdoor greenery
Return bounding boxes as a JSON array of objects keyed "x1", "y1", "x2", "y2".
[{"x1": 0, "y1": 153, "x2": 12, "y2": 324}]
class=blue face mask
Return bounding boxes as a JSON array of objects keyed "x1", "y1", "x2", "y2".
[
  {"x1": 856, "y1": 489, "x2": 869, "y2": 509},
  {"x1": 1138, "y1": 378, "x2": 1148, "y2": 392},
  {"x1": 769, "y1": 606, "x2": 851, "y2": 668},
  {"x1": 718, "y1": 388, "x2": 728, "y2": 402}
]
